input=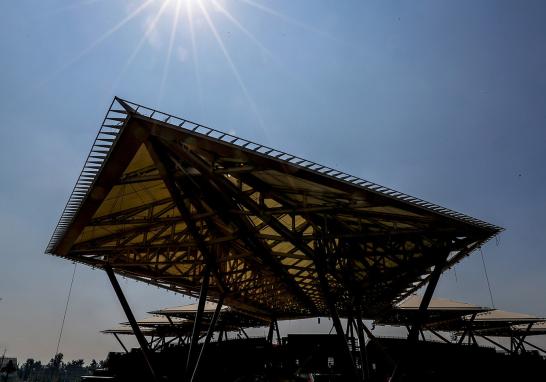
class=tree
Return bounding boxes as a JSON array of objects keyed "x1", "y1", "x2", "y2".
[{"x1": 88, "y1": 359, "x2": 98, "y2": 373}]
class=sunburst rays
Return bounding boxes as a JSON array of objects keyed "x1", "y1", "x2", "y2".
[
  {"x1": 158, "y1": 0, "x2": 183, "y2": 103},
  {"x1": 41, "y1": 0, "x2": 325, "y2": 137},
  {"x1": 38, "y1": 0, "x2": 154, "y2": 89}
]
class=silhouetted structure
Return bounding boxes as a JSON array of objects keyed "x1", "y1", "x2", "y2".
[{"x1": 46, "y1": 98, "x2": 505, "y2": 381}]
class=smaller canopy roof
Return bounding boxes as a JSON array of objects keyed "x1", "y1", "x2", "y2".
[
  {"x1": 471, "y1": 309, "x2": 543, "y2": 323},
  {"x1": 465, "y1": 310, "x2": 546, "y2": 336},
  {"x1": 377, "y1": 295, "x2": 491, "y2": 327},
  {"x1": 475, "y1": 322, "x2": 546, "y2": 338},
  {"x1": 150, "y1": 302, "x2": 227, "y2": 317},
  {"x1": 123, "y1": 316, "x2": 188, "y2": 327},
  {"x1": 151, "y1": 302, "x2": 267, "y2": 328},
  {"x1": 431, "y1": 309, "x2": 545, "y2": 334},
  {"x1": 105, "y1": 317, "x2": 194, "y2": 338},
  {"x1": 398, "y1": 295, "x2": 490, "y2": 312},
  {"x1": 102, "y1": 325, "x2": 155, "y2": 336}
]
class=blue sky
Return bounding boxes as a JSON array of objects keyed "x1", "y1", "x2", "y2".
[{"x1": 1, "y1": 0, "x2": 546, "y2": 362}]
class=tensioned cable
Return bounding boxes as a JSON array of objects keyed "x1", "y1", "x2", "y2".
[
  {"x1": 55, "y1": 263, "x2": 77, "y2": 357},
  {"x1": 479, "y1": 247, "x2": 495, "y2": 308}
]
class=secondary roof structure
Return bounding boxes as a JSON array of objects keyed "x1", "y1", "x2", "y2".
[
  {"x1": 103, "y1": 326, "x2": 156, "y2": 336},
  {"x1": 420, "y1": 309, "x2": 545, "y2": 336},
  {"x1": 478, "y1": 321, "x2": 546, "y2": 337},
  {"x1": 150, "y1": 302, "x2": 266, "y2": 328},
  {"x1": 46, "y1": 97, "x2": 502, "y2": 320},
  {"x1": 467, "y1": 309, "x2": 545, "y2": 332},
  {"x1": 377, "y1": 295, "x2": 492, "y2": 327}
]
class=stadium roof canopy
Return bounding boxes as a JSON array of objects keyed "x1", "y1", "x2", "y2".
[
  {"x1": 46, "y1": 97, "x2": 502, "y2": 320},
  {"x1": 377, "y1": 295, "x2": 492, "y2": 327}
]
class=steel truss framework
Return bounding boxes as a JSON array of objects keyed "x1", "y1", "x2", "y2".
[{"x1": 46, "y1": 97, "x2": 502, "y2": 380}]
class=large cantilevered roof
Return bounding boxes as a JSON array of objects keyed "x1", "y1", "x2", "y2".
[{"x1": 46, "y1": 97, "x2": 501, "y2": 320}]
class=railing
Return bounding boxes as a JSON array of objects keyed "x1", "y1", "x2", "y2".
[{"x1": 46, "y1": 98, "x2": 129, "y2": 253}]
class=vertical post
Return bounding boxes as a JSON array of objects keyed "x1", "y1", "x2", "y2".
[
  {"x1": 104, "y1": 265, "x2": 158, "y2": 382},
  {"x1": 185, "y1": 268, "x2": 210, "y2": 380},
  {"x1": 349, "y1": 319, "x2": 356, "y2": 352},
  {"x1": 275, "y1": 320, "x2": 282, "y2": 345},
  {"x1": 190, "y1": 296, "x2": 224, "y2": 382},
  {"x1": 267, "y1": 320, "x2": 275, "y2": 344},
  {"x1": 218, "y1": 325, "x2": 225, "y2": 343}
]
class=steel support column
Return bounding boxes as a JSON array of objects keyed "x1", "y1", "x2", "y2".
[
  {"x1": 478, "y1": 335, "x2": 510, "y2": 353},
  {"x1": 513, "y1": 323, "x2": 534, "y2": 354},
  {"x1": 112, "y1": 333, "x2": 129, "y2": 353},
  {"x1": 391, "y1": 250, "x2": 449, "y2": 381},
  {"x1": 428, "y1": 329, "x2": 450, "y2": 344},
  {"x1": 522, "y1": 339, "x2": 546, "y2": 354},
  {"x1": 275, "y1": 320, "x2": 282, "y2": 345},
  {"x1": 190, "y1": 295, "x2": 224, "y2": 382},
  {"x1": 458, "y1": 313, "x2": 477, "y2": 345},
  {"x1": 185, "y1": 268, "x2": 211, "y2": 381},
  {"x1": 104, "y1": 265, "x2": 158, "y2": 382},
  {"x1": 407, "y1": 252, "x2": 449, "y2": 344},
  {"x1": 316, "y1": 265, "x2": 359, "y2": 381},
  {"x1": 267, "y1": 319, "x2": 275, "y2": 344},
  {"x1": 355, "y1": 309, "x2": 370, "y2": 381}
]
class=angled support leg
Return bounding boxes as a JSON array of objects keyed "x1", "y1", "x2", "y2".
[
  {"x1": 104, "y1": 265, "x2": 158, "y2": 382},
  {"x1": 458, "y1": 313, "x2": 477, "y2": 345},
  {"x1": 407, "y1": 252, "x2": 449, "y2": 344},
  {"x1": 190, "y1": 295, "x2": 224, "y2": 382},
  {"x1": 522, "y1": 339, "x2": 546, "y2": 354},
  {"x1": 267, "y1": 319, "x2": 275, "y2": 344},
  {"x1": 428, "y1": 329, "x2": 450, "y2": 344},
  {"x1": 355, "y1": 309, "x2": 369, "y2": 381},
  {"x1": 185, "y1": 268, "x2": 210, "y2": 380},
  {"x1": 112, "y1": 333, "x2": 129, "y2": 354},
  {"x1": 478, "y1": 335, "x2": 510, "y2": 353},
  {"x1": 514, "y1": 323, "x2": 534, "y2": 354},
  {"x1": 391, "y1": 250, "x2": 449, "y2": 381},
  {"x1": 316, "y1": 264, "x2": 358, "y2": 381}
]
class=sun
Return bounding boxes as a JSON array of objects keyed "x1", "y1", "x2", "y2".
[{"x1": 47, "y1": 0, "x2": 319, "y2": 133}]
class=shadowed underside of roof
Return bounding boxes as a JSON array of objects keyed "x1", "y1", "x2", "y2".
[{"x1": 46, "y1": 97, "x2": 502, "y2": 321}]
